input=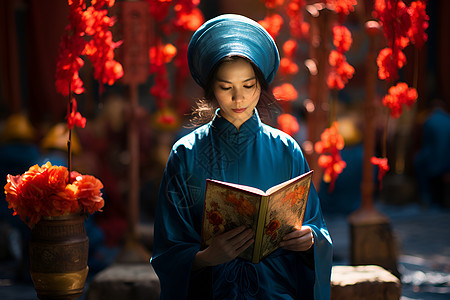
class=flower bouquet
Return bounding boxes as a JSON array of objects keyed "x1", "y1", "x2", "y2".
[{"x1": 4, "y1": 162, "x2": 104, "y2": 228}]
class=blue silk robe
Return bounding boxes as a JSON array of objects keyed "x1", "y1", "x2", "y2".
[{"x1": 151, "y1": 110, "x2": 333, "y2": 299}]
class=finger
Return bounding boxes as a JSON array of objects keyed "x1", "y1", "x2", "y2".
[
  {"x1": 221, "y1": 226, "x2": 247, "y2": 240},
  {"x1": 235, "y1": 237, "x2": 254, "y2": 254},
  {"x1": 230, "y1": 228, "x2": 253, "y2": 248},
  {"x1": 283, "y1": 227, "x2": 311, "y2": 240}
]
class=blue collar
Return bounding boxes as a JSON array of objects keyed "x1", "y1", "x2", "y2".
[{"x1": 211, "y1": 108, "x2": 262, "y2": 138}]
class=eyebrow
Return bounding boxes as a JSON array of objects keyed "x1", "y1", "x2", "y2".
[{"x1": 216, "y1": 77, "x2": 256, "y2": 84}]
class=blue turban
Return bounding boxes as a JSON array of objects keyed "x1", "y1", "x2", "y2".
[{"x1": 187, "y1": 14, "x2": 280, "y2": 88}]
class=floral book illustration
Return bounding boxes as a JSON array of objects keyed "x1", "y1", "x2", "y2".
[{"x1": 201, "y1": 170, "x2": 313, "y2": 264}]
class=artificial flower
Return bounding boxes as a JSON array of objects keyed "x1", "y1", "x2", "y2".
[
  {"x1": 280, "y1": 57, "x2": 299, "y2": 76},
  {"x1": 263, "y1": 0, "x2": 285, "y2": 9}
]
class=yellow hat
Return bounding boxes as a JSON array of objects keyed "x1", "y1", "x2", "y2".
[
  {"x1": 0, "y1": 114, "x2": 36, "y2": 142},
  {"x1": 41, "y1": 123, "x2": 82, "y2": 155}
]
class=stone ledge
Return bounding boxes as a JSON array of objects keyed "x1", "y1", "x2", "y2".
[
  {"x1": 86, "y1": 263, "x2": 160, "y2": 300},
  {"x1": 331, "y1": 265, "x2": 401, "y2": 300}
]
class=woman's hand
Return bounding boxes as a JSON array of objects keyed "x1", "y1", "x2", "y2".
[
  {"x1": 280, "y1": 225, "x2": 314, "y2": 252},
  {"x1": 193, "y1": 226, "x2": 254, "y2": 270}
]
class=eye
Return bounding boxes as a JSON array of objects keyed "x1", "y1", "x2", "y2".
[
  {"x1": 244, "y1": 84, "x2": 255, "y2": 89},
  {"x1": 220, "y1": 86, "x2": 232, "y2": 91}
]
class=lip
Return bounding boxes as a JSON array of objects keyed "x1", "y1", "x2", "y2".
[{"x1": 232, "y1": 108, "x2": 246, "y2": 113}]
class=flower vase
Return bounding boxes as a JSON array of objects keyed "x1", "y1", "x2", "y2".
[{"x1": 29, "y1": 214, "x2": 89, "y2": 300}]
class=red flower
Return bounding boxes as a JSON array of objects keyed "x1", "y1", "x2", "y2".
[
  {"x1": 4, "y1": 162, "x2": 104, "y2": 227},
  {"x1": 258, "y1": 14, "x2": 284, "y2": 39},
  {"x1": 67, "y1": 98, "x2": 86, "y2": 129},
  {"x1": 376, "y1": 47, "x2": 406, "y2": 82},
  {"x1": 280, "y1": 57, "x2": 299, "y2": 76},
  {"x1": 373, "y1": 0, "x2": 411, "y2": 50},
  {"x1": 382, "y1": 82, "x2": 418, "y2": 118},
  {"x1": 326, "y1": 0, "x2": 357, "y2": 16},
  {"x1": 332, "y1": 25, "x2": 352, "y2": 53},
  {"x1": 408, "y1": 1, "x2": 429, "y2": 49},
  {"x1": 173, "y1": 6, "x2": 204, "y2": 32},
  {"x1": 277, "y1": 113, "x2": 300, "y2": 136},
  {"x1": 315, "y1": 122, "x2": 346, "y2": 191},
  {"x1": 327, "y1": 50, "x2": 355, "y2": 90},
  {"x1": 71, "y1": 174, "x2": 104, "y2": 215},
  {"x1": 314, "y1": 122, "x2": 345, "y2": 154},
  {"x1": 263, "y1": 0, "x2": 285, "y2": 9},
  {"x1": 371, "y1": 156, "x2": 390, "y2": 187},
  {"x1": 283, "y1": 40, "x2": 298, "y2": 58},
  {"x1": 273, "y1": 83, "x2": 298, "y2": 101}
]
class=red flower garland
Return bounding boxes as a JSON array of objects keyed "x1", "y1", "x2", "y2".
[{"x1": 382, "y1": 82, "x2": 418, "y2": 118}]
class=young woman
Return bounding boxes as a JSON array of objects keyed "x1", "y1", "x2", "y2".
[{"x1": 150, "y1": 14, "x2": 332, "y2": 299}]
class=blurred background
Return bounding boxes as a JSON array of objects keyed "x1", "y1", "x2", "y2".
[{"x1": 0, "y1": 0, "x2": 449, "y2": 299}]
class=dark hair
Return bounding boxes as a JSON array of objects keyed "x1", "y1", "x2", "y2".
[{"x1": 188, "y1": 56, "x2": 281, "y2": 127}]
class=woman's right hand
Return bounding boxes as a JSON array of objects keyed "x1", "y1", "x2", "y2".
[{"x1": 193, "y1": 226, "x2": 254, "y2": 270}]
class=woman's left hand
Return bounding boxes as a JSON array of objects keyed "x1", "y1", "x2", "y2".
[{"x1": 280, "y1": 225, "x2": 314, "y2": 252}]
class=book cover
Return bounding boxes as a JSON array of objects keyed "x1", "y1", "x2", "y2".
[{"x1": 201, "y1": 170, "x2": 313, "y2": 263}]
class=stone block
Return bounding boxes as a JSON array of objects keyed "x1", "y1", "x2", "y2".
[
  {"x1": 86, "y1": 263, "x2": 160, "y2": 300},
  {"x1": 331, "y1": 265, "x2": 401, "y2": 300}
]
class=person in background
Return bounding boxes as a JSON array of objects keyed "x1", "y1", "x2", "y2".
[{"x1": 151, "y1": 14, "x2": 332, "y2": 299}]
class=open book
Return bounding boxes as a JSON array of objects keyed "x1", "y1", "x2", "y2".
[{"x1": 201, "y1": 170, "x2": 313, "y2": 264}]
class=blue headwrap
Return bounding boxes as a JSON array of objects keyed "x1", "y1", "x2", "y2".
[{"x1": 187, "y1": 14, "x2": 280, "y2": 88}]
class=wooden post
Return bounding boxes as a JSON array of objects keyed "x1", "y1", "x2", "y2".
[
  {"x1": 348, "y1": 21, "x2": 399, "y2": 277},
  {"x1": 304, "y1": 3, "x2": 335, "y2": 189},
  {"x1": 114, "y1": 1, "x2": 152, "y2": 263}
]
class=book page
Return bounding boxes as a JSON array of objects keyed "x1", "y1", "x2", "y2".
[
  {"x1": 202, "y1": 181, "x2": 262, "y2": 261},
  {"x1": 206, "y1": 179, "x2": 265, "y2": 195},
  {"x1": 265, "y1": 170, "x2": 313, "y2": 195},
  {"x1": 259, "y1": 174, "x2": 312, "y2": 260}
]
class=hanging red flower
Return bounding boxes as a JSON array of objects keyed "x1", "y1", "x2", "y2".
[
  {"x1": 373, "y1": 0, "x2": 411, "y2": 50},
  {"x1": 408, "y1": 0, "x2": 429, "y2": 49},
  {"x1": 382, "y1": 82, "x2": 418, "y2": 118},
  {"x1": 66, "y1": 98, "x2": 87, "y2": 129},
  {"x1": 332, "y1": 25, "x2": 352, "y2": 53},
  {"x1": 263, "y1": 0, "x2": 285, "y2": 9},
  {"x1": 314, "y1": 122, "x2": 346, "y2": 191},
  {"x1": 277, "y1": 113, "x2": 300, "y2": 136},
  {"x1": 327, "y1": 50, "x2": 355, "y2": 90},
  {"x1": 371, "y1": 156, "x2": 390, "y2": 188},
  {"x1": 258, "y1": 14, "x2": 284, "y2": 38},
  {"x1": 326, "y1": 0, "x2": 357, "y2": 16},
  {"x1": 273, "y1": 83, "x2": 298, "y2": 101},
  {"x1": 376, "y1": 47, "x2": 406, "y2": 82}
]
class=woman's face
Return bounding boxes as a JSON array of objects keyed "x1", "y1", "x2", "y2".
[{"x1": 213, "y1": 58, "x2": 261, "y2": 129}]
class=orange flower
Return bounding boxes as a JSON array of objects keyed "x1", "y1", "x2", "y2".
[
  {"x1": 225, "y1": 194, "x2": 255, "y2": 217},
  {"x1": 4, "y1": 162, "x2": 104, "y2": 228},
  {"x1": 326, "y1": 0, "x2": 357, "y2": 16}
]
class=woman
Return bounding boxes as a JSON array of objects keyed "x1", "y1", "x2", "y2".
[{"x1": 151, "y1": 14, "x2": 332, "y2": 299}]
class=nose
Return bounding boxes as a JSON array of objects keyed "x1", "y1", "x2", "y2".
[{"x1": 232, "y1": 88, "x2": 244, "y2": 103}]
